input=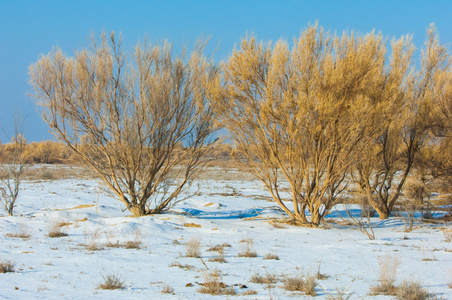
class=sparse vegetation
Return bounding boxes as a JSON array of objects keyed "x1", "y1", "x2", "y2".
[
  {"x1": 97, "y1": 274, "x2": 125, "y2": 290},
  {"x1": 48, "y1": 221, "x2": 68, "y2": 238},
  {"x1": 5, "y1": 223, "x2": 31, "y2": 239},
  {"x1": 238, "y1": 238, "x2": 257, "y2": 257},
  {"x1": 263, "y1": 253, "x2": 279, "y2": 260},
  {"x1": 161, "y1": 284, "x2": 174, "y2": 294},
  {"x1": 250, "y1": 272, "x2": 279, "y2": 284},
  {"x1": 370, "y1": 254, "x2": 401, "y2": 296},
  {"x1": 197, "y1": 270, "x2": 236, "y2": 295},
  {"x1": 169, "y1": 261, "x2": 194, "y2": 271},
  {"x1": 396, "y1": 279, "x2": 430, "y2": 300},
  {"x1": 185, "y1": 237, "x2": 201, "y2": 258},
  {"x1": 282, "y1": 273, "x2": 318, "y2": 296},
  {"x1": 0, "y1": 260, "x2": 15, "y2": 273}
]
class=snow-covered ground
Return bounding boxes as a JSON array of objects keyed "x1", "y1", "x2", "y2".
[{"x1": 0, "y1": 168, "x2": 451, "y2": 299}]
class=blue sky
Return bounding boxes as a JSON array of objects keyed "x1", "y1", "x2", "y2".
[{"x1": 1, "y1": 0, "x2": 451, "y2": 142}]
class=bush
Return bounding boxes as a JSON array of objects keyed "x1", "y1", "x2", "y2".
[
  {"x1": 185, "y1": 237, "x2": 201, "y2": 258},
  {"x1": 396, "y1": 280, "x2": 430, "y2": 300},
  {"x1": 97, "y1": 274, "x2": 125, "y2": 290},
  {"x1": 0, "y1": 260, "x2": 15, "y2": 273}
]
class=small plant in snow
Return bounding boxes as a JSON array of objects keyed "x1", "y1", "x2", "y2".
[
  {"x1": 197, "y1": 270, "x2": 236, "y2": 295},
  {"x1": 5, "y1": 223, "x2": 31, "y2": 239},
  {"x1": 0, "y1": 259, "x2": 15, "y2": 273},
  {"x1": 263, "y1": 253, "x2": 279, "y2": 260},
  {"x1": 370, "y1": 254, "x2": 401, "y2": 296},
  {"x1": 97, "y1": 274, "x2": 125, "y2": 290},
  {"x1": 161, "y1": 284, "x2": 174, "y2": 294},
  {"x1": 48, "y1": 221, "x2": 68, "y2": 238},
  {"x1": 238, "y1": 238, "x2": 257, "y2": 257},
  {"x1": 282, "y1": 273, "x2": 318, "y2": 296},
  {"x1": 396, "y1": 279, "x2": 430, "y2": 300},
  {"x1": 185, "y1": 236, "x2": 201, "y2": 258}
]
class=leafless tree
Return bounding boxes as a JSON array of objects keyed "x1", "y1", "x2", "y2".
[
  {"x1": 0, "y1": 112, "x2": 27, "y2": 216},
  {"x1": 29, "y1": 33, "x2": 218, "y2": 216}
]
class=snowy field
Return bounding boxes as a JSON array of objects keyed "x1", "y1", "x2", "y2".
[{"x1": 0, "y1": 166, "x2": 451, "y2": 299}]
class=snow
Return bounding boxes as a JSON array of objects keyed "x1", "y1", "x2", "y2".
[{"x1": 0, "y1": 168, "x2": 451, "y2": 299}]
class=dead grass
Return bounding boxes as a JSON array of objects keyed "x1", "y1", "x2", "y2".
[
  {"x1": 370, "y1": 254, "x2": 401, "y2": 296},
  {"x1": 240, "y1": 289, "x2": 258, "y2": 296},
  {"x1": 197, "y1": 270, "x2": 236, "y2": 295},
  {"x1": 184, "y1": 223, "x2": 202, "y2": 228},
  {"x1": 84, "y1": 228, "x2": 102, "y2": 251},
  {"x1": 169, "y1": 261, "x2": 194, "y2": 271},
  {"x1": 161, "y1": 284, "x2": 174, "y2": 294},
  {"x1": 238, "y1": 238, "x2": 257, "y2": 258},
  {"x1": 250, "y1": 272, "x2": 279, "y2": 284},
  {"x1": 442, "y1": 226, "x2": 452, "y2": 242},
  {"x1": 48, "y1": 221, "x2": 68, "y2": 238},
  {"x1": 326, "y1": 287, "x2": 353, "y2": 300},
  {"x1": 207, "y1": 243, "x2": 231, "y2": 252},
  {"x1": 282, "y1": 273, "x2": 318, "y2": 296},
  {"x1": 396, "y1": 280, "x2": 430, "y2": 300},
  {"x1": 0, "y1": 260, "x2": 15, "y2": 273},
  {"x1": 97, "y1": 274, "x2": 125, "y2": 290},
  {"x1": 5, "y1": 223, "x2": 31, "y2": 239},
  {"x1": 185, "y1": 236, "x2": 201, "y2": 258},
  {"x1": 263, "y1": 253, "x2": 279, "y2": 260}
]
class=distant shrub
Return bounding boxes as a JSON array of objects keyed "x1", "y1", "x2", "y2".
[
  {"x1": 396, "y1": 280, "x2": 430, "y2": 300},
  {"x1": 0, "y1": 260, "x2": 15, "y2": 273},
  {"x1": 185, "y1": 237, "x2": 201, "y2": 258},
  {"x1": 97, "y1": 274, "x2": 125, "y2": 290},
  {"x1": 238, "y1": 239, "x2": 257, "y2": 258}
]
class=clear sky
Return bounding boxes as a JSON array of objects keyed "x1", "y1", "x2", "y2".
[{"x1": 1, "y1": 0, "x2": 451, "y2": 142}]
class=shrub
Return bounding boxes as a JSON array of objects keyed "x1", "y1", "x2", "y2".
[
  {"x1": 48, "y1": 221, "x2": 68, "y2": 238},
  {"x1": 370, "y1": 254, "x2": 401, "y2": 296},
  {"x1": 0, "y1": 260, "x2": 15, "y2": 273},
  {"x1": 238, "y1": 239, "x2": 257, "y2": 258},
  {"x1": 396, "y1": 280, "x2": 430, "y2": 300},
  {"x1": 5, "y1": 223, "x2": 31, "y2": 239},
  {"x1": 97, "y1": 274, "x2": 125, "y2": 290},
  {"x1": 250, "y1": 272, "x2": 278, "y2": 284},
  {"x1": 282, "y1": 273, "x2": 317, "y2": 296},
  {"x1": 84, "y1": 228, "x2": 102, "y2": 251},
  {"x1": 161, "y1": 284, "x2": 174, "y2": 294},
  {"x1": 263, "y1": 253, "x2": 279, "y2": 260},
  {"x1": 185, "y1": 237, "x2": 201, "y2": 258},
  {"x1": 197, "y1": 271, "x2": 236, "y2": 295}
]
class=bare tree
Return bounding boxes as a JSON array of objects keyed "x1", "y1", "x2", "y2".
[
  {"x1": 210, "y1": 24, "x2": 390, "y2": 226},
  {"x1": 29, "y1": 33, "x2": 218, "y2": 216},
  {"x1": 0, "y1": 112, "x2": 27, "y2": 216},
  {"x1": 354, "y1": 25, "x2": 451, "y2": 219}
]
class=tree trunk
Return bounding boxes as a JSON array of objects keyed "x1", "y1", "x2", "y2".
[{"x1": 129, "y1": 205, "x2": 146, "y2": 217}]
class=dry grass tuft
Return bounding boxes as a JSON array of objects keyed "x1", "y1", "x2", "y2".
[
  {"x1": 169, "y1": 261, "x2": 194, "y2": 271},
  {"x1": 240, "y1": 289, "x2": 258, "y2": 296},
  {"x1": 184, "y1": 223, "x2": 202, "y2": 228},
  {"x1": 97, "y1": 274, "x2": 125, "y2": 290},
  {"x1": 5, "y1": 224, "x2": 31, "y2": 239},
  {"x1": 263, "y1": 253, "x2": 279, "y2": 260},
  {"x1": 396, "y1": 280, "x2": 430, "y2": 300},
  {"x1": 283, "y1": 273, "x2": 317, "y2": 296},
  {"x1": 326, "y1": 287, "x2": 353, "y2": 300},
  {"x1": 48, "y1": 221, "x2": 68, "y2": 238},
  {"x1": 185, "y1": 237, "x2": 201, "y2": 258},
  {"x1": 238, "y1": 238, "x2": 257, "y2": 258},
  {"x1": 161, "y1": 284, "x2": 174, "y2": 294},
  {"x1": 197, "y1": 271, "x2": 236, "y2": 295},
  {"x1": 370, "y1": 254, "x2": 401, "y2": 296},
  {"x1": 250, "y1": 272, "x2": 279, "y2": 284},
  {"x1": 0, "y1": 260, "x2": 15, "y2": 273},
  {"x1": 84, "y1": 228, "x2": 102, "y2": 251}
]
